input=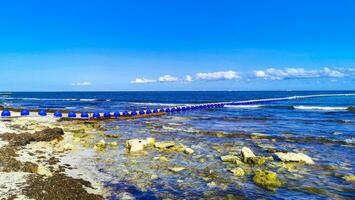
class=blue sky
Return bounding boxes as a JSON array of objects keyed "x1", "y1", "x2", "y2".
[{"x1": 0, "y1": 0, "x2": 354, "y2": 91}]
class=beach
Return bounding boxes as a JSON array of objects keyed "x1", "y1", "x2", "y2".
[{"x1": 0, "y1": 91, "x2": 354, "y2": 199}]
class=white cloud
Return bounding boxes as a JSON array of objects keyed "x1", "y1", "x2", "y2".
[
  {"x1": 130, "y1": 78, "x2": 156, "y2": 84},
  {"x1": 253, "y1": 70, "x2": 266, "y2": 78},
  {"x1": 185, "y1": 75, "x2": 193, "y2": 82},
  {"x1": 71, "y1": 81, "x2": 92, "y2": 86},
  {"x1": 253, "y1": 67, "x2": 351, "y2": 80},
  {"x1": 196, "y1": 70, "x2": 240, "y2": 81},
  {"x1": 158, "y1": 75, "x2": 178, "y2": 82}
]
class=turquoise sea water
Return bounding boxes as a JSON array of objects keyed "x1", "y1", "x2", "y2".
[{"x1": 1, "y1": 91, "x2": 354, "y2": 199}]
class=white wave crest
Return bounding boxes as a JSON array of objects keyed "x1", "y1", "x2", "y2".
[
  {"x1": 294, "y1": 106, "x2": 348, "y2": 111},
  {"x1": 225, "y1": 105, "x2": 262, "y2": 109}
]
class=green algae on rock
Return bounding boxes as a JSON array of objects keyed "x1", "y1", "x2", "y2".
[{"x1": 253, "y1": 170, "x2": 282, "y2": 191}]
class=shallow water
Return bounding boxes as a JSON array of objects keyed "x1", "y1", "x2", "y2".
[{"x1": 1, "y1": 91, "x2": 355, "y2": 199}]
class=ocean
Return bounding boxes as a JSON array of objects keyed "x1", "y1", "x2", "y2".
[{"x1": 1, "y1": 91, "x2": 354, "y2": 199}]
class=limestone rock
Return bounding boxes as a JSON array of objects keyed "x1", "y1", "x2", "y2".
[
  {"x1": 154, "y1": 141, "x2": 176, "y2": 149},
  {"x1": 241, "y1": 147, "x2": 256, "y2": 162},
  {"x1": 126, "y1": 139, "x2": 149, "y2": 152},
  {"x1": 247, "y1": 156, "x2": 273, "y2": 165},
  {"x1": 146, "y1": 137, "x2": 156, "y2": 146},
  {"x1": 343, "y1": 175, "x2": 355, "y2": 182},
  {"x1": 274, "y1": 152, "x2": 314, "y2": 164},
  {"x1": 253, "y1": 170, "x2": 282, "y2": 190},
  {"x1": 184, "y1": 147, "x2": 194, "y2": 154},
  {"x1": 94, "y1": 140, "x2": 107, "y2": 151},
  {"x1": 221, "y1": 155, "x2": 243, "y2": 165},
  {"x1": 169, "y1": 166, "x2": 186, "y2": 173},
  {"x1": 231, "y1": 167, "x2": 245, "y2": 176}
]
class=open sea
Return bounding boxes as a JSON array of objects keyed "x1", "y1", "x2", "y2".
[{"x1": 1, "y1": 91, "x2": 354, "y2": 199}]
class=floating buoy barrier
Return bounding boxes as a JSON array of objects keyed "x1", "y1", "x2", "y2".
[
  {"x1": 21, "y1": 109, "x2": 30, "y2": 116},
  {"x1": 68, "y1": 111, "x2": 76, "y2": 118},
  {"x1": 1, "y1": 110, "x2": 11, "y2": 117},
  {"x1": 38, "y1": 110, "x2": 47, "y2": 116},
  {"x1": 1, "y1": 93, "x2": 354, "y2": 120},
  {"x1": 54, "y1": 111, "x2": 63, "y2": 118},
  {"x1": 81, "y1": 112, "x2": 89, "y2": 118}
]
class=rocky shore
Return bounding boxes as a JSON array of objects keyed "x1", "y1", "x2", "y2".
[{"x1": 0, "y1": 113, "x2": 354, "y2": 199}]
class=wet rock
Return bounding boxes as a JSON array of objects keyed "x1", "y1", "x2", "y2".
[
  {"x1": 126, "y1": 139, "x2": 149, "y2": 152},
  {"x1": 343, "y1": 175, "x2": 355, "y2": 182},
  {"x1": 221, "y1": 155, "x2": 243, "y2": 165},
  {"x1": 274, "y1": 152, "x2": 314, "y2": 164},
  {"x1": 159, "y1": 156, "x2": 169, "y2": 162},
  {"x1": 169, "y1": 166, "x2": 186, "y2": 173},
  {"x1": 241, "y1": 147, "x2": 256, "y2": 162},
  {"x1": 207, "y1": 181, "x2": 217, "y2": 188},
  {"x1": 253, "y1": 170, "x2": 282, "y2": 191},
  {"x1": 146, "y1": 137, "x2": 156, "y2": 146},
  {"x1": 230, "y1": 167, "x2": 245, "y2": 176},
  {"x1": 247, "y1": 156, "x2": 273, "y2": 165},
  {"x1": 108, "y1": 142, "x2": 118, "y2": 147},
  {"x1": 94, "y1": 140, "x2": 107, "y2": 151},
  {"x1": 184, "y1": 147, "x2": 194, "y2": 155},
  {"x1": 154, "y1": 141, "x2": 176, "y2": 149}
]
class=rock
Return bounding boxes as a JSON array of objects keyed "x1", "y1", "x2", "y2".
[
  {"x1": 253, "y1": 170, "x2": 282, "y2": 190},
  {"x1": 113, "y1": 126, "x2": 120, "y2": 130},
  {"x1": 169, "y1": 167, "x2": 186, "y2": 173},
  {"x1": 221, "y1": 155, "x2": 243, "y2": 165},
  {"x1": 94, "y1": 140, "x2": 106, "y2": 151},
  {"x1": 37, "y1": 165, "x2": 52, "y2": 177},
  {"x1": 108, "y1": 142, "x2": 118, "y2": 147},
  {"x1": 184, "y1": 147, "x2": 194, "y2": 154},
  {"x1": 207, "y1": 181, "x2": 217, "y2": 188},
  {"x1": 154, "y1": 141, "x2": 176, "y2": 149},
  {"x1": 230, "y1": 167, "x2": 245, "y2": 176},
  {"x1": 22, "y1": 162, "x2": 38, "y2": 173},
  {"x1": 146, "y1": 137, "x2": 156, "y2": 146},
  {"x1": 57, "y1": 143, "x2": 74, "y2": 151},
  {"x1": 343, "y1": 175, "x2": 355, "y2": 182},
  {"x1": 241, "y1": 147, "x2": 256, "y2": 162},
  {"x1": 159, "y1": 156, "x2": 169, "y2": 162},
  {"x1": 126, "y1": 139, "x2": 148, "y2": 152},
  {"x1": 274, "y1": 152, "x2": 314, "y2": 164},
  {"x1": 247, "y1": 156, "x2": 273, "y2": 165}
]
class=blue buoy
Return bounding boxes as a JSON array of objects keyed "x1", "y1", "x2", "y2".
[
  {"x1": 38, "y1": 110, "x2": 47, "y2": 116},
  {"x1": 153, "y1": 109, "x2": 159, "y2": 113},
  {"x1": 176, "y1": 107, "x2": 181, "y2": 111},
  {"x1": 186, "y1": 106, "x2": 191, "y2": 110},
  {"x1": 1, "y1": 110, "x2": 11, "y2": 117},
  {"x1": 68, "y1": 111, "x2": 76, "y2": 118},
  {"x1": 159, "y1": 108, "x2": 165, "y2": 112},
  {"x1": 81, "y1": 112, "x2": 89, "y2": 118},
  {"x1": 131, "y1": 111, "x2": 137, "y2": 116},
  {"x1": 114, "y1": 112, "x2": 120, "y2": 118},
  {"x1": 54, "y1": 111, "x2": 62, "y2": 118},
  {"x1": 104, "y1": 112, "x2": 111, "y2": 117},
  {"x1": 165, "y1": 108, "x2": 171, "y2": 112},
  {"x1": 146, "y1": 109, "x2": 152, "y2": 114},
  {"x1": 171, "y1": 107, "x2": 176, "y2": 112},
  {"x1": 93, "y1": 112, "x2": 101, "y2": 119},
  {"x1": 21, "y1": 110, "x2": 30, "y2": 116},
  {"x1": 139, "y1": 110, "x2": 145, "y2": 115},
  {"x1": 122, "y1": 111, "x2": 129, "y2": 116},
  {"x1": 182, "y1": 106, "x2": 186, "y2": 111}
]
